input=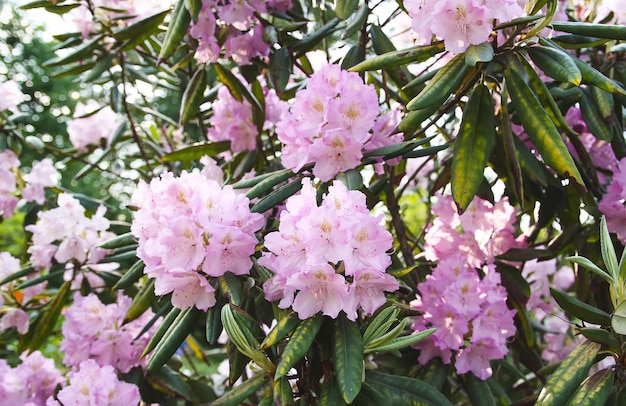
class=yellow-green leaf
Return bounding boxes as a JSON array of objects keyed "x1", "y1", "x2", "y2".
[
  {"x1": 274, "y1": 314, "x2": 323, "y2": 380},
  {"x1": 527, "y1": 46, "x2": 582, "y2": 85},
  {"x1": 451, "y1": 83, "x2": 495, "y2": 213},
  {"x1": 504, "y1": 67, "x2": 585, "y2": 190},
  {"x1": 349, "y1": 43, "x2": 445, "y2": 72},
  {"x1": 159, "y1": 0, "x2": 191, "y2": 63},
  {"x1": 566, "y1": 368, "x2": 614, "y2": 406},
  {"x1": 179, "y1": 66, "x2": 207, "y2": 124}
]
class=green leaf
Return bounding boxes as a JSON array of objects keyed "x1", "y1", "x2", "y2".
[
  {"x1": 334, "y1": 0, "x2": 358, "y2": 20},
  {"x1": 407, "y1": 53, "x2": 472, "y2": 111},
  {"x1": 179, "y1": 66, "x2": 207, "y2": 124},
  {"x1": 291, "y1": 18, "x2": 341, "y2": 56},
  {"x1": 451, "y1": 83, "x2": 495, "y2": 213},
  {"x1": 147, "y1": 307, "x2": 201, "y2": 372},
  {"x1": 142, "y1": 306, "x2": 182, "y2": 357},
  {"x1": 159, "y1": 0, "x2": 191, "y2": 62},
  {"x1": 361, "y1": 305, "x2": 400, "y2": 346},
  {"x1": 218, "y1": 272, "x2": 243, "y2": 306},
  {"x1": 260, "y1": 312, "x2": 300, "y2": 350},
  {"x1": 0, "y1": 265, "x2": 34, "y2": 287},
  {"x1": 161, "y1": 140, "x2": 231, "y2": 162},
  {"x1": 536, "y1": 341, "x2": 601, "y2": 406},
  {"x1": 581, "y1": 90, "x2": 613, "y2": 141},
  {"x1": 600, "y1": 216, "x2": 620, "y2": 281},
  {"x1": 269, "y1": 48, "x2": 291, "y2": 94},
  {"x1": 612, "y1": 300, "x2": 626, "y2": 335},
  {"x1": 98, "y1": 231, "x2": 135, "y2": 249},
  {"x1": 113, "y1": 260, "x2": 145, "y2": 290},
  {"x1": 332, "y1": 313, "x2": 363, "y2": 403},
  {"x1": 527, "y1": 46, "x2": 582, "y2": 85},
  {"x1": 209, "y1": 371, "x2": 270, "y2": 406},
  {"x1": 336, "y1": 169, "x2": 363, "y2": 191},
  {"x1": 465, "y1": 42, "x2": 494, "y2": 67},
  {"x1": 567, "y1": 256, "x2": 613, "y2": 284},
  {"x1": 273, "y1": 376, "x2": 295, "y2": 406},
  {"x1": 115, "y1": 10, "x2": 170, "y2": 51},
  {"x1": 349, "y1": 43, "x2": 445, "y2": 72},
  {"x1": 578, "y1": 328, "x2": 621, "y2": 354},
  {"x1": 463, "y1": 374, "x2": 496, "y2": 406},
  {"x1": 364, "y1": 328, "x2": 436, "y2": 354},
  {"x1": 365, "y1": 370, "x2": 454, "y2": 406},
  {"x1": 43, "y1": 35, "x2": 103, "y2": 67},
  {"x1": 221, "y1": 305, "x2": 273, "y2": 370},
  {"x1": 504, "y1": 66, "x2": 585, "y2": 190},
  {"x1": 274, "y1": 313, "x2": 323, "y2": 380},
  {"x1": 572, "y1": 55, "x2": 626, "y2": 95},
  {"x1": 246, "y1": 169, "x2": 295, "y2": 200},
  {"x1": 125, "y1": 278, "x2": 156, "y2": 322},
  {"x1": 565, "y1": 368, "x2": 614, "y2": 406},
  {"x1": 148, "y1": 365, "x2": 193, "y2": 401},
  {"x1": 213, "y1": 62, "x2": 264, "y2": 128},
  {"x1": 320, "y1": 376, "x2": 348, "y2": 406},
  {"x1": 19, "y1": 281, "x2": 71, "y2": 352},
  {"x1": 551, "y1": 22, "x2": 626, "y2": 40},
  {"x1": 206, "y1": 302, "x2": 224, "y2": 345},
  {"x1": 550, "y1": 288, "x2": 611, "y2": 326},
  {"x1": 251, "y1": 179, "x2": 303, "y2": 214}
]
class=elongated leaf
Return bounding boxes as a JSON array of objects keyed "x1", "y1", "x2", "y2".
[
  {"x1": 527, "y1": 46, "x2": 581, "y2": 85},
  {"x1": 99, "y1": 231, "x2": 135, "y2": 249},
  {"x1": 334, "y1": 0, "x2": 358, "y2": 20},
  {"x1": 162, "y1": 140, "x2": 231, "y2": 162},
  {"x1": 566, "y1": 368, "x2": 614, "y2": 406},
  {"x1": 43, "y1": 35, "x2": 103, "y2": 67},
  {"x1": 464, "y1": 374, "x2": 496, "y2": 406},
  {"x1": 341, "y1": 2, "x2": 368, "y2": 39},
  {"x1": 179, "y1": 66, "x2": 207, "y2": 124},
  {"x1": 246, "y1": 169, "x2": 295, "y2": 200},
  {"x1": 19, "y1": 281, "x2": 71, "y2": 352},
  {"x1": 364, "y1": 328, "x2": 436, "y2": 353},
  {"x1": 320, "y1": 376, "x2": 347, "y2": 406},
  {"x1": 361, "y1": 306, "x2": 400, "y2": 346},
  {"x1": 551, "y1": 22, "x2": 626, "y2": 40},
  {"x1": 147, "y1": 307, "x2": 201, "y2": 372},
  {"x1": 600, "y1": 216, "x2": 619, "y2": 281},
  {"x1": 148, "y1": 365, "x2": 193, "y2": 400},
  {"x1": 407, "y1": 53, "x2": 472, "y2": 111},
  {"x1": 206, "y1": 302, "x2": 224, "y2": 344},
  {"x1": 273, "y1": 376, "x2": 294, "y2": 406},
  {"x1": 536, "y1": 341, "x2": 601, "y2": 406},
  {"x1": 292, "y1": 18, "x2": 340, "y2": 56},
  {"x1": 550, "y1": 288, "x2": 611, "y2": 326},
  {"x1": 332, "y1": 314, "x2": 363, "y2": 403},
  {"x1": 269, "y1": 48, "x2": 291, "y2": 94},
  {"x1": 578, "y1": 328, "x2": 621, "y2": 354},
  {"x1": 451, "y1": 83, "x2": 495, "y2": 213},
  {"x1": 567, "y1": 255, "x2": 613, "y2": 283},
  {"x1": 274, "y1": 314, "x2": 323, "y2": 380},
  {"x1": 251, "y1": 179, "x2": 303, "y2": 214},
  {"x1": 504, "y1": 67, "x2": 585, "y2": 190},
  {"x1": 114, "y1": 260, "x2": 145, "y2": 290},
  {"x1": 349, "y1": 43, "x2": 445, "y2": 72},
  {"x1": 260, "y1": 312, "x2": 300, "y2": 350},
  {"x1": 612, "y1": 300, "x2": 626, "y2": 334},
  {"x1": 209, "y1": 371, "x2": 270, "y2": 406},
  {"x1": 0, "y1": 265, "x2": 34, "y2": 287},
  {"x1": 159, "y1": 0, "x2": 191, "y2": 62},
  {"x1": 581, "y1": 91, "x2": 613, "y2": 141},
  {"x1": 365, "y1": 370, "x2": 454, "y2": 406},
  {"x1": 125, "y1": 278, "x2": 156, "y2": 322},
  {"x1": 143, "y1": 307, "x2": 182, "y2": 357},
  {"x1": 573, "y1": 56, "x2": 626, "y2": 95}
]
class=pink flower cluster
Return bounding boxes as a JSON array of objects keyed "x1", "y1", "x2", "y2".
[
  {"x1": 0, "y1": 150, "x2": 19, "y2": 219},
  {"x1": 599, "y1": 157, "x2": 626, "y2": 243},
  {"x1": 0, "y1": 252, "x2": 44, "y2": 335},
  {"x1": 25, "y1": 193, "x2": 115, "y2": 283},
  {"x1": 47, "y1": 359, "x2": 140, "y2": 406},
  {"x1": 208, "y1": 84, "x2": 287, "y2": 152},
  {"x1": 423, "y1": 194, "x2": 524, "y2": 267},
  {"x1": 276, "y1": 65, "x2": 403, "y2": 181},
  {"x1": 60, "y1": 292, "x2": 156, "y2": 373},
  {"x1": 190, "y1": 0, "x2": 291, "y2": 65},
  {"x1": 66, "y1": 102, "x2": 120, "y2": 153},
  {"x1": 411, "y1": 254, "x2": 516, "y2": 380},
  {"x1": 260, "y1": 178, "x2": 398, "y2": 320},
  {"x1": 0, "y1": 152, "x2": 59, "y2": 219},
  {"x1": 0, "y1": 80, "x2": 27, "y2": 113},
  {"x1": 131, "y1": 170, "x2": 264, "y2": 310},
  {"x1": 0, "y1": 351, "x2": 64, "y2": 406},
  {"x1": 404, "y1": 0, "x2": 525, "y2": 54}
]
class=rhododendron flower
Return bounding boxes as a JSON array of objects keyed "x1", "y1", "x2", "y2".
[
  {"x1": 275, "y1": 64, "x2": 403, "y2": 181},
  {"x1": 411, "y1": 257, "x2": 516, "y2": 380},
  {"x1": 0, "y1": 80, "x2": 27, "y2": 113},
  {"x1": 60, "y1": 292, "x2": 157, "y2": 373},
  {"x1": 0, "y1": 149, "x2": 19, "y2": 219},
  {"x1": 25, "y1": 193, "x2": 115, "y2": 287},
  {"x1": 66, "y1": 102, "x2": 120, "y2": 152},
  {"x1": 405, "y1": 0, "x2": 525, "y2": 54},
  {"x1": 260, "y1": 178, "x2": 398, "y2": 320},
  {"x1": 0, "y1": 351, "x2": 63, "y2": 406},
  {"x1": 131, "y1": 170, "x2": 264, "y2": 310},
  {"x1": 21, "y1": 158, "x2": 59, "y2": 204},
  {"x1": 47, "y1": 359, "x2": 140, "y2": 406},
  {"x1": 599, "y1": 157, "x2": 626, "y2": 243}
]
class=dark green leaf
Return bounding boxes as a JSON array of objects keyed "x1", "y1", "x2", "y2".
[{"x1": 332, "y1": 314, "x2": 363, "y2": 403}]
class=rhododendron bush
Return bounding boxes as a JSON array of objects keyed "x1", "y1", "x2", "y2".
[{"x1": 4, "y1": 0, "x2": 626, "y2": 404}]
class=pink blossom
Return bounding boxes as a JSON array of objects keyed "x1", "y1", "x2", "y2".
[
  {"x1": 66, "y1": 103, "x2": 120, "y2": 152},
  {"x1": 21, "y1": 158, "x2": 59, "y2": 204},
  {"x1": 262, "y1": 178, "x2": 397, "y2": 320},
  {"x1": 0, "y1": 80, "x2": 27, "y2": 113},
  {"x1": 599, "y1": 157, "x2": 626, "y2": 242},
  {"x1": 208, "y1": 86, "x2": 258, "y2": 152},
  {"x1": 49, "y1": 359, "x2": 140, "y2": 406},
  {"x1": 0, "y1": 351, "x2": 63, "y2": 406},
  {"x1": 0, "y1": 308, "x2": 29, "y2": 335},
  {"x1": 0, "y1": 149, "x2": 19, "y2": 219},
  {"x1": 131, "y1": 170, "x2": 263, "y2": 310},
  {"x1": 276, "y1": 65, "x2": 403, "y2": 181}
]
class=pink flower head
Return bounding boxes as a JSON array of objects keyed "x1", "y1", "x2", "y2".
[
  {"x1": 262, "y1": 178, "x2": 397, "y2": 320},
  {"x1": 276, "y1": 64, "x2": 402, "y2": 181},
  {"x1": 66, "y1": 102, "x2": 120, "y2": 152},
  {"x1": 131, "y1": 170, "x2": 263, "y2": 310},
  {"x1": 0, "y1": 351, "x2": 63, "y2": 405},
  {"x1": 600, "y1": 157, "x2": 626, "y2": 243},
  {"x1": 21, "y1": 158, "x2": 59, "y2": 204},
  {"x1": 0, "y1": 80, "x2": 27, "y2": 113}
]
